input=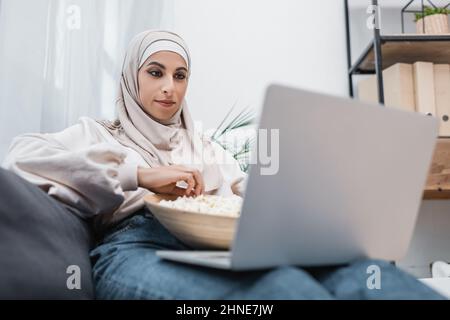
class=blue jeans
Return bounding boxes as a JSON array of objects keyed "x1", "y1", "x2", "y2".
[{"x1": 90, "y1": 208, "x2": 444, "y2": 300}]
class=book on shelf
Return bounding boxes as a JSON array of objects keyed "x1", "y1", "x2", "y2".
[
  {"x1": 384, "y1": 63, "x2": 415, "y2": 112},
  {"x1": 357, "y1": 61, "x2": 450, "y2": 137},
  {"x1": 357, "y1": 75, "x2": 378, "y2": 105},
  {"x1": 357, "y1": 63, "x2": 415, "y2": 112},
  {"x1": 434, "y1": 64, "x2": 450, "y2": 137},
  {"x1": 413, "y1": 61, "x2": 436, "y2": 117}
]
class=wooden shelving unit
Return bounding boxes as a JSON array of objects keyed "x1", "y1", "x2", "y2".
[
  {"x1": 424, "y1": 138, "x2": 450, "y2": 199},
  {"x1": 345, "y1": 1, "x2": 450, "y2": 199},
  {"x1": 350, "y1": 35, "x2": 450, "y2": 74}
]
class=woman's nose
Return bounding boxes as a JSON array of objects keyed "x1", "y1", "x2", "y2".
[{"x1": 161, "y1": 77, "x2": 174, "y2": 94}]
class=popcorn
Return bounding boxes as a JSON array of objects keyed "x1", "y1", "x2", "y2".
[{"x1": 159, "y1": 194, "x2": 243, "y2": 217}]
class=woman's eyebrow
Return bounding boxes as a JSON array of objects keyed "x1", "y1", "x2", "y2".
[{"x1": 147, "y1": 61, "x2": 188, "y2": 72}]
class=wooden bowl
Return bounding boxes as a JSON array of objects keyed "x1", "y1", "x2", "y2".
[{"x1": 143, "y1": 194, "x2": 238, "y2": 250}]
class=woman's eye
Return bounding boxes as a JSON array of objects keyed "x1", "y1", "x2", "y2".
[
  {"x1": 175, "y1": 73, "x2": 186, "y2": 80},
  {"x1": 148, "y1": 70, "x2": 162, "y2": 77}
]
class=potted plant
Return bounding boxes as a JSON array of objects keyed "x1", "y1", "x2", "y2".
[
  {"x1": 415, "y1": 6, "x2": 450, "y2": 34},
  {"x1": 210, "y1": 104, "x2": 255, "y2": 173}
]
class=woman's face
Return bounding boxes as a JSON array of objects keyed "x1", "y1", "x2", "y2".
[{"x1": 138, "y1": 51, "x2": 189, "y2": 122}]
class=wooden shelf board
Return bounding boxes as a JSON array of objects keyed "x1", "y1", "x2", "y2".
[
  {"x1": 423, "y1": 138, "x2": 450, "y2": 199},
  {"x1": 423, "y1": 189, "x2": 450, "y2": 200},
  {"x1": 355, "y1": 35, "x2": 450, "y2": 73}
]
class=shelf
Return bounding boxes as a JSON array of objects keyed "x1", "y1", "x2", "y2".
[
  {"x1": 424, "y1": 138, "x2": 450, "y2": 199},
  {"x1": 350, "y1": 34, "x2": 450, "y2": 74}
]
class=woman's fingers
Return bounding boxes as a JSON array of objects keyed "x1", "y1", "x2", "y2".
[
  {"x1": 149, "y1": 165, "x2": 205, "y2": 197},
  {"x1": 170, "y1": 165, "x2": 204, "y2": 196},
  {"x1": 181, "y1": 173, "x2": 196, "y2": 196},
  {"x1": 171, "y1": 186, "x2": 191, "y2": 197},
  {"x1": 190, "y1": 169, "x2": 204, "y2": 196}
]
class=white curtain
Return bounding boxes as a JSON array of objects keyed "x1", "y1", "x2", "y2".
[{"x1": 0, "y1": 0, "x2": 173, "y2": 160}]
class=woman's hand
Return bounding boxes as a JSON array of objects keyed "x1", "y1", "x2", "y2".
[
  {"x1": 231, "y1": 176, "x2": 246, "y2": 197},
  {"x1": 137, "y1": 165, "x2": 204, "y2": 197}
]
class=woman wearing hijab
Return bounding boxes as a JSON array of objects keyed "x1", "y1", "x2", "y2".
[{"x1": 1, "y1": 30, "x2": 444, "y2": 299}]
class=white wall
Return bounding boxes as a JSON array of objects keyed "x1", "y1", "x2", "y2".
[{"x1": 167, "y1": 0, "x2": 348, "y2": 133}]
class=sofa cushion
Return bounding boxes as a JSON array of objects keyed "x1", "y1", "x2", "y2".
[{"x1": 0, "y1": 168, "x2": 94, "y2": 299}]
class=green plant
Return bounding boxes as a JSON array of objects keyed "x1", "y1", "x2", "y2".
[
  {"x1": 210, "y1": 103, "x2": 256, "y2": 173},
  {"x1": 415, "y1": 6, "x2": 450, "y2": 22}
]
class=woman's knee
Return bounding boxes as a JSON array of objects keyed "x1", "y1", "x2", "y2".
[
  {"x1": 92, "y1": 245, "x2": 240, "y2": 300},
  {"x1": 92, "y1": 215, "x2": 336, "y2": 300},
  {"x1": 319, "y1": 259, "x2": 445, "y2": 300},
  {"x1": 227, "y1": 266, "x2": 333, "y2": 300}
]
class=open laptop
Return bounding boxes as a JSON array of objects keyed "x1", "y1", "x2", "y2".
[{"x1": 156, "y1": 84, "x2": 438, "y2": 271}]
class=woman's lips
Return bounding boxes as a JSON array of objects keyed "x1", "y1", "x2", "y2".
[{"x1": 155, "y1": 100, "x2": 175, "y2": 108}]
